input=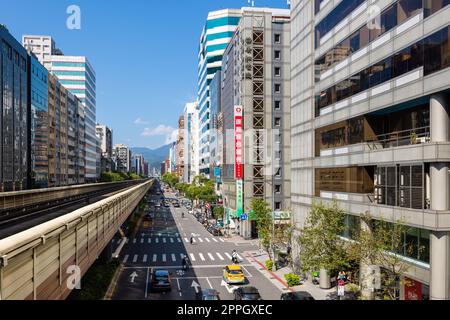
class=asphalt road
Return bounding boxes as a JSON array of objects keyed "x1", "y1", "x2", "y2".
[{"x1": 111, "y1": 187, "x2": 283, "y2": 301}]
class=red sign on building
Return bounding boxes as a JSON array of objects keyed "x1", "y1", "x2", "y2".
[{"x1": 234, "y1": 106, "x2": 244, "y2": 179}]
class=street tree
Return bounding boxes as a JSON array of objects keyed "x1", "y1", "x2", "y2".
[
  {"x1": 162, "y1": 173, "x2": 179, "y2": 188},
  {"x1": 297, "y1": 201, "x2": 351, "y2": 276},
  {"x1": 251, "y1": 199, "x2": 274, "y2": 261}
]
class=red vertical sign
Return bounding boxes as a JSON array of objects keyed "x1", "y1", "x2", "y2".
[{"x1": 234, "y1": 106, "x2": 243, "y2": 179}]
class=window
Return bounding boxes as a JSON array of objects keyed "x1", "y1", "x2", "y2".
[
  {"x1": 274, "y1": 100, "x2": 281, "y2": 110},
  {"x1": 275, "y1": 168, "x2": 282, "y2": 177},
  {"x1": 274, "y1": 84, "x2": 281, "y2": 93},
  {"x1": 424, "y1": 0, "x2": 450, "y2": 17},
  {"x1": 274, "y1": 67, "x2": 281, "y2": 77},
  {"x1": 275, "y1": 202, "x2": 282, "y2": 211},
  {"x1": 274, "y1": 117, "x2": 281, "y2": 127},
  {"x1": 275, "y1": 185, "x2": 282, "y2": 194},
  {"x1": 274, "y1": 34, "x2": 281, "y2": 43},
  {"x1": 274, "y1": 50, "x2": 281, "y2": 60}
]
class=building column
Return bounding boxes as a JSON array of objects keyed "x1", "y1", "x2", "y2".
[
  {"x1": 359, "y1": 217, "x2": 376, "y2": 300},
  {"x1": 319, "y1": 269, "x2": 331, "y2": 289},
  {"x1": 429, "y1": 93, "x2": 450, "y2": 300}
]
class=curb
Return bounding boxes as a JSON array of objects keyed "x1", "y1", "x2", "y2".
[
  {"x1": 247, "y1": 252, "x2": 295, "y2": 293},
  {"x1": 103, "y1": 264, "x2": 123, "y2": 300}
]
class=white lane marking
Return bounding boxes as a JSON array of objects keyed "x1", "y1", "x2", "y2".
[
  {"x1": 133, "y1": 239, "x2": 137, "y2": 244},
  {"x1": 189, "y1": 253, "x2": 196, "y2": 261},
  {"x1": 172, "y1": 254, "x2": 176, "y2": 262},
  {"x1": 155, "y1": 238, "x2": 159, "y2": 244},
  {"x1": 199, "y1": 253, "x2": 205, "y2": 261},
  {"x1": 162, "y1": 254, "x2": 167, "y2": 262},
  {"x1": 216, "y1": 253, "x2": 224, "y2": 261},
  {"x1": 132, "y1": 254, "x2": 138, "y2": 263},
  {"x1": 170, "y1": 238, "x2": 174, "y2": 243},
  {"x1": 242, "y1": 265, "x2": 253, "y2": 278},
  {"x1": 225, "y1": 252, "x2": 232, "y2": 260},
  {"x1": 205, "y1": 238, "x2": 211, "y2": 243},
  {"x1": 148, "y1": 238, "x2": 151, "y2": 244},
  {"x1": 198, "y1": 238, "x2": 204, "y2": 243},
  {"x1": 163, "y1": 238, "x2": 167, "y2": 244},
  {"x1": 212, "y1": 238, "x2": 218, "y2": 243},
  {"x1": 153, "y1": 254, "x2": 157, "y2": 262},
  {"x1": 143, "y1": 254, "x2": 148, "y2": 263},
  {"x1": 219, "y1": 238, "x2": 225, "y2": 242},
  {"x1": 206, "y1": 278, "x2": 213, "y2": 289},
  {"x1": 145, "y1": 267, "x2": 150, "y2": 299},
  {"x1": 208, "y1": 253, "x2": 215, "y2": 261},
  {"x1": 177, "y1": 238, "x2": 182, "y2": 243},
  {"x1": 122, "y1": 254, "x2": 129, "y2": 263}
]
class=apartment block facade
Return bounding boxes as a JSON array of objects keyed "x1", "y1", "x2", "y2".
[
  {"x1": 291, "y1": 0, "x2": 450, "y2": 300},
  {"x1": 221, "y1": 8, "x2": 291, "y2": 239},
  {"x1": 184, "y1": 102, "x2": 200, "y2": 183}
]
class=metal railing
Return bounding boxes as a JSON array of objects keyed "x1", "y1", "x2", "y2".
[{"x1": 366, "y1": 126, "x2": 431, "y2": 151}]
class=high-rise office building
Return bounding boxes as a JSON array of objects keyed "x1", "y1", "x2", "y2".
[
  {"x1": 23, "y1": 35, "x2": 98, "y2": 182},
  {"x1": 291, "y1": 0, "x2": 450, "y2": 300},
  {"x1": 113, "y1": 144, "x2": 131, "y2": 174},
  {"x1": 198, "y1": 9, "x2": 241, "y2": 177},
  {"x1": 221, "y1": 7, "x2": 291, "y2": 239},
  {"x1": 1, "y1": 25, "x2": 29, "y2": 192},
  {"x1": 96, "y1": 124, "x2": 113, "y2": 173},
  {"x1": 184, "y1": 102, "x2": 200, "y2": 183},
  {"x1": 176, "y1": 115, "x2": 185, "y2": 178}
]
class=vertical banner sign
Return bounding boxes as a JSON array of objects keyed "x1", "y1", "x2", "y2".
[
  {"x1": 236, "y1": 180, "x2": 244, "y2": 217},
  {"x1": 234, "y1": 106, "x2": 243, "y2": 179}
]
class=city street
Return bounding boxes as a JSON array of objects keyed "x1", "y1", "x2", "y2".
[{"x1": 111, "y1": 188, "x2": 284, "y2": 300}]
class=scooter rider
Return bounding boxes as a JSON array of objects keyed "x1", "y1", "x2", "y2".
[
  {"x1": 182, "y1": 255, "x2": 189, "y2": 270},
  {"x1": 232, "y1": 250, "x2": 238, "y2": 264}
]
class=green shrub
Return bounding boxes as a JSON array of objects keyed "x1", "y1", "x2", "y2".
[
  {"x1": 284, "y1": 273, "x2": 301, "y2": 288},
  {"x1": 265, "y1": 260, "x2": 274, "y2": 271}
]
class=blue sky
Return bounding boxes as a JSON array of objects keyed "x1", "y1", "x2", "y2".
[{"x1": 0, "y1": 0, "x2": 288, "y2": 149}]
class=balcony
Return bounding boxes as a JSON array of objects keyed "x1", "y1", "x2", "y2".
[{"x1": 366, "y1": 126, "x2": 431, "y2": 151}]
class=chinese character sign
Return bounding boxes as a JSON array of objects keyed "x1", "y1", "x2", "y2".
[
  {"x1": 236, "y1": 179, "x2": 244, "y2": 217},
  {"x1": 234, "y1": 106, "x2": 243, "y2": 180}
]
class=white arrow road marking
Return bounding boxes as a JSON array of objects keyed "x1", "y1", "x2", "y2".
[
  {"x1": 221, "y1": 280, "x2": 236, "y2": 294},
  {"x1": 198, "y1": 238, "x2": 204, "y2": 243},
  {"x1": 162, "y1": 254, "x2": 167, "y2": 262},
  {"x1": 153, "y1": 254, "x2": 157, "y2": 262},
  {"x1": 199, "y1": 253, "x2": 205, "y2": 261},
  {"x1": 171, "y1": 254, "x2": 176, "y2": 262},
  {"x1": 208, "y1": 253, "x2": 215, "y2": 261},
  {"x1": 216, "y1": 253, "x2": 224, "y2": 261},
  {"x1": 122, "y1": 254, "x2": 129, "y2": 263},
  {"x1": 133, "y1": 255, "x2": 138, "y2": 263},
  {"x1": 170, "y1": 238, "x2": 174, "y2": 243},
  {"x1": 212, "y1": 238, "x2": 218, "y2": 242},
  {"x1": 189, "y1": 253, "x2": 196, "y2": 261},
  {"x1": 130, "y1": 272, "x2": 138, "y2": 283},
  {"x1": 205, "y1": 238, "x2": 211, "y2": 243},
  {"x1": 225, "y1": 253, "x2": 232, "y2": 260},
  {"x1": 191, "y1": 281, "x2": 200, "y2": 294}
]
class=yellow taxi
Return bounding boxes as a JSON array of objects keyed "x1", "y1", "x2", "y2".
[{"x1": 223, "y1": 265, "x2": 245, "y2": 284}]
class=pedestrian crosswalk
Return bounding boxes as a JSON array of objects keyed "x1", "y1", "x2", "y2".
[
  {"x1": 122, "y1": 251, "x2": 245, "y2": 265},
  {"x1": 115, "y1": 236, "x2": 227, "y2": 245}
]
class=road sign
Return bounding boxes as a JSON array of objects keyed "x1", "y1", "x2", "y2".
[{"x1": 240, "y1": 214, "x2": 248, "y2": 221}]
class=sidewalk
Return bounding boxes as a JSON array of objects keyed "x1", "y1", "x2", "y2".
[{"x1": 244, "y1": 249, "x2": 336, "y2": 300}]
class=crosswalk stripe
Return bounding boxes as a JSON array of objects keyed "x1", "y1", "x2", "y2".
[
  {"x1": 170, "y1": 238, "x2": 174, "y2": 243},
  {"x1": 184, "y1": 238, "x2": 189, "y2": 243},
  {"x1": 189, "y1": 253, "x2": 196, "y2": 261},
  {"x1": 177, "y1": 238, "x2": 182, "y2": 243},
  {"x1": 225, "y1": 253, "x2": 232, "y2": 260},
  {"x1": 198, "y1": 238, "x2": 204, "y2": 243},
  {"x1": 132, "y1": 255, "x2": 138, "y2": 263},
  {"x1": 199, "y1": 253, "x2": 205, "y2": 261},
  {"x1": 153, "y1": 254, "x2": 157, "y2": 262},
  {"x1": 133, "y1": 239, "x2": 137, "y2": 244},
  {"x1": 205, "y1": 238, "x2": 211, "y2": 242},
  {"x1": 180, "y1": 253, "x2": 185, "y2": 259},
  {"x1": 162, "y1": 254, "x2": 167, "y2": 262},
  {"x1": 171, "y1": 254, "x2": 176, "y2": 262},
  {"x1": 126, "y1": 239, "x2": 129, "y2": 244},
  {"x1": 237, "y1": 254, "x2": 244, "y2": 261},
  {"x1": 216, "y1": 253, "x2": 224, "y2": 260},
  {"x1": 155, "y1": 238, "x2": 159, "y2": 244},
  {"x1": 163, "y1": 238, "x2": 167, "y2": 243},
  {"x1": 143, "y1": 254, "x2": 148, "y2": 263},
  {"x1": 175, "y1": 233, "x2": 179, "y2": 237},
  {"x1": 212, "y1": 238, "x2": 218, "y2": 242},
  {"x1": 140, "y1": 238, "x2": 144, "y2": 244},
  {"x1": 219, "y1": 239, "x2": 225, "y2": 242},
  {"x1": 208, "y1": 253, "x2": 215, "y2": 261},
  {"x1": 148, "y1": 238, "x2": 151, "y2": 244},
  {"x1": 122, "y1": 254, "x2": 129, "y2": 263}
]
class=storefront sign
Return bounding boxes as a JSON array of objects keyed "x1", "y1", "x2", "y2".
[
  {"x1": 404, "y1": 278, "x2": 423, "y2": 300},
  {"x1": 236, "y1": 179, "x2": 244, "y2": 217},
  {"x1": 234, "y1": 106, "x2": 244, "y2": 179}
]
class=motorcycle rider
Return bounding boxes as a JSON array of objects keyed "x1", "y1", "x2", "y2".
[
  {"x1": 182, "y1": 255, "x2": 189, "y2": 270},
  {"x1": 232, "y1": 250, "x2": 238, "y2": 264}
]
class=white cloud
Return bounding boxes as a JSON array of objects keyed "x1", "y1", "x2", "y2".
[
  {"x1": 165, "y1": 129, "x2": 179, "y2": 145},
  {"x1": 141, "y1": 125, "x2": 178, "y2": 145},
  {"x1": 134, "y1": 118, "x2": 149, "y2": 125}
]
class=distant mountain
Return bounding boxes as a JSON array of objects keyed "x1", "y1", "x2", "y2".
[{"x1": 131, "y1": 145, "x2": 171, "y2": 169}]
